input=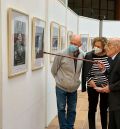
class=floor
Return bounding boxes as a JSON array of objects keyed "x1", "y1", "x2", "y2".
[{"x1": 46, "y1": 91, "x2": 103, "y2": 129}]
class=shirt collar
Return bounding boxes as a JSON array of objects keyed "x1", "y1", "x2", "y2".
[{"x1": 112, "y1": 53, "x2": 118, "y2": 60}]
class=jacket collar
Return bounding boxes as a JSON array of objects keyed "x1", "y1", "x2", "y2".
[{"x1": 109, "y1": 52, "x2": 120, "y2": 73}]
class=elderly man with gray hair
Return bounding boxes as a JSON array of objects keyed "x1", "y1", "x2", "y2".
[
  {"x1": 97, "y1": 38, "x2": 120, "y2": 129},
  {"x1": 51, "y1": 34, "x2": 84, "y2": 129}
]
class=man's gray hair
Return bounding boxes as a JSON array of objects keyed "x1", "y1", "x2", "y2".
[{"x1": 108, "y1": 38, "x2": 120, "y2": 46}]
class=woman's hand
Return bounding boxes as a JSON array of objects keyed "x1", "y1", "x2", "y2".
[
  {"x1": 97, "y1": 61, "x2": 105, "y2": 72},
  {"x1": 88, "y1": 80, "x2": 97, "y2": 88}
]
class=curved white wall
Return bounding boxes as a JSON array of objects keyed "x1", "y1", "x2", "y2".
[
  {"x1": 46, "y1": 0, "x2": 66, "y2": 126},
  {"x1": 79, "y1": 16, "x2": 99, "y2": 37},
  {"x1": 67, "y1": 8, "x2": 78, "y2": 33},
  {"x1": 102, "y1": 20, "x2": 120, "y2": 37}
]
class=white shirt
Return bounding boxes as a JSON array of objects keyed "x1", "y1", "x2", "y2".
[{"x1": 112, "y1": 53, "x2": 118, "y2": 60}]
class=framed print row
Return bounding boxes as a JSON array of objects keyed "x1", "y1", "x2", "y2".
[
  {"x1": 50, "y1": 22, "x2": 67, "y2": 62},
  {"x1": 80, "y1": 34, "x2": 90, "y2": 53},
  {"x1": 8, "y1": 8, "x2": 45, "y2": 77}
]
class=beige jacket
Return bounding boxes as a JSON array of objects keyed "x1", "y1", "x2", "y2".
[{"x1": 51, "y1": 50, "x2": 84, "y2": 92}]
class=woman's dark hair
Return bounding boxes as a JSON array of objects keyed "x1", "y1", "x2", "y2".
[{"x1": 92, "y1": 37, "x2": 108, "y2": 48}]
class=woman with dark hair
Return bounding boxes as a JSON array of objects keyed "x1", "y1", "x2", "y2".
[{"x1": 82, "y1": 37, "x2": 112, "y2": 129}]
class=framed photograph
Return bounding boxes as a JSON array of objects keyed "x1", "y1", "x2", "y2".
[
  {"x1": 67, "y1": 31, "x2": 73, "y2": 46},
  {"x1": 50, "y1": 22, "x2": 60, "y2": 61},
  {"x1": 8, "y1": 8, "x2": 29, "y2": 77},
  {"x1": 80, "y1": 34, "x2": 90, "y2": 53},
  {"x1": 60, "y1": 25, "x2": 67, "y2": 50},
  {"x1": 89, "y1": 37, "x2": 94, "y2": 51},
  {"x1": 32, "y1": 17, "x2": 45, "y2": 70}
]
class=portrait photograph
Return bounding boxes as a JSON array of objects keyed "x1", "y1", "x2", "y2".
[
  {"x1": 50, "y1": 22, "x2": 60, "y2": 62},
  {"x1": 8, "y1": 8, "x2": 29, "y2": 77},
  {"x1": 14, "y1": 20, "x2": 26, "y2": 66},
  {"x1": 67, "y1": 31, "x2": 73, "y2": 46},
  {"x1": 32, "y1": 17, "x2": 45, "y2": 70},
  {"x1": 60, "y1": 25, "x2": 67, "y2": 50},
  {"x1": 80, "y1": 34, "x2": 90, "y2": 53},
  {"x1": 89, "y1": 37, "x2": 94, "y2": 51}
]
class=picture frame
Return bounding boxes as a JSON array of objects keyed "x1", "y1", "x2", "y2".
[
  {"x1": 80, "y1": 34, "x2": 90, "y2": 53},
  {"x1": 50, "y1": 22, "x2": 60, "y2": 62},
  {"x1": 89, "y1": 37, "x2": 94, "y2": 51},
  {"x1": 60, "y1": 25, "x2": 67, "y2": 50},
  {"x1": 8, "y1": 8, "x2": 29, "y2": 77},
  {"x1": 67, "y1": 31, "x2": 73, "y2": 46},
  {"x1": 32, "y1": 17, "x2": 45, "y2": 70}
]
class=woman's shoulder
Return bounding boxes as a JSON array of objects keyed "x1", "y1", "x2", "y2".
[{"x1": 84, "y1": 51, "x2": 93, "y2": 59}]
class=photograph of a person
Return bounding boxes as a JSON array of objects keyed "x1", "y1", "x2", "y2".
[
  {"x1": 35, "y1": 26, "x2": 44, "y2": 59},
  {"x1": 8, "y1": 8, "x2": 29, "y2": 77},
  {"x1": 52, "y1": 27, "x2": 59, "y2": 51},
  {"x1": 50, "y1": 22, "x2": 60, "y2": 62},
  {"x1": 52, "y1": 30, "x2": 58, "y2": 51},
  {"x1": 80, "y1": 34, "x2": 89, "y2": 53},
  {"x1": 60, "y1": 25, "x2": 66, "y2": 50},
  {"x1": 32, "y1": 17, "x2": 45, "y2": 70},
  {"x1": 67, "y1": 31, "x2": 73, "y2": 46},
  {"x1": 89, "y1": 37, "x2": 94, "y2": 51},
  {"x1": 14, "y1": 21, "x2": 26, "y2": 66}
]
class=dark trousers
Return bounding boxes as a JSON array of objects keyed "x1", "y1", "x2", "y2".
[
  {"x1": 109, "y1": 110, "x2": 120, "y2": 129},
  {"x1": 87, "y1": 87, "x2": 108, "y2": 129},
  {"x1": 56, "y1": 86, "x2": 77, "y2": 129}
]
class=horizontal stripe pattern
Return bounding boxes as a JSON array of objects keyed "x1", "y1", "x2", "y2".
[{"x1": 87, "y1": 56, "x2": 110, "y2": 87}]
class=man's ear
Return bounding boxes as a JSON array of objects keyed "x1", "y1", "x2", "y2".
[{"x1": 115, "y1": 45, "x2": 119, "y2": 52}]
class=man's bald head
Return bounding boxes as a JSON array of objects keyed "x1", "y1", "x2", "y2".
[
  {"x1": 105, "y1": 38, "x2": 120, "y2": 57},
  {"x1": 70, "y1": 34, "x2": 82, "y2": 47},
  {"x1": 108, "y1": 38, "x2": 120, "y2": 47}
]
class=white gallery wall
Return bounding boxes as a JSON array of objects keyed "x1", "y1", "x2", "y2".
[
  {"x1": 1, "y1": 0, "x2": 47, "y2": 129},
  {"x1": 78, "y1": 16, "x2": 99, "y2": 37},
  {"x1": 0, "y1": 0, "x2": 81, "y2": 128},
  {"x1": 67, "y1": 8, "x2": 79, "y2": 34},
  {"x1": 0, "y1": 0, "x2": 2, "y2": 128},
  {"x1": 102, "y1": 20, "x2": 120, "y2": 37},
  {"x1": 46, "y1": 0, "x2": 66, "y2": 126}
]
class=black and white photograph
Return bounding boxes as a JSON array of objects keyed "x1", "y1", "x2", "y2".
[
  {"x1": 50, "y1": 22, "x2": 60, "y2": 62},
  {"x1": 8, "y1": 8, "x2": 29, "y2": 77},
  {"x1": 67, "y1": 31, "x2": 73, "y2": 46},
  {"x1": 35, "y1": 26, "x2": 44, "y2": 59},
  {"x1": 89, "y1": 37, "x2": 94, "y2": 51},
  {"x1": 80, "y1": 34, "x2": 89, "y2": 53},
  {"x1": 14, "y1": 20, "x2": 26, "y2": 66},
  {"x1": 60, "y1": 25, "x2": 66, "y2": 50},
  {"x1": 32, "y1": 17, "x2": 45, "y2": 70},
  {"x1": 52, "y1": 27, "x2": 59, "y2": 50}
]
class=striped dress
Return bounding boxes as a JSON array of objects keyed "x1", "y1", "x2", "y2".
[{"x1": 87, "y1": 54, "x2": 110, "y2": 87}]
